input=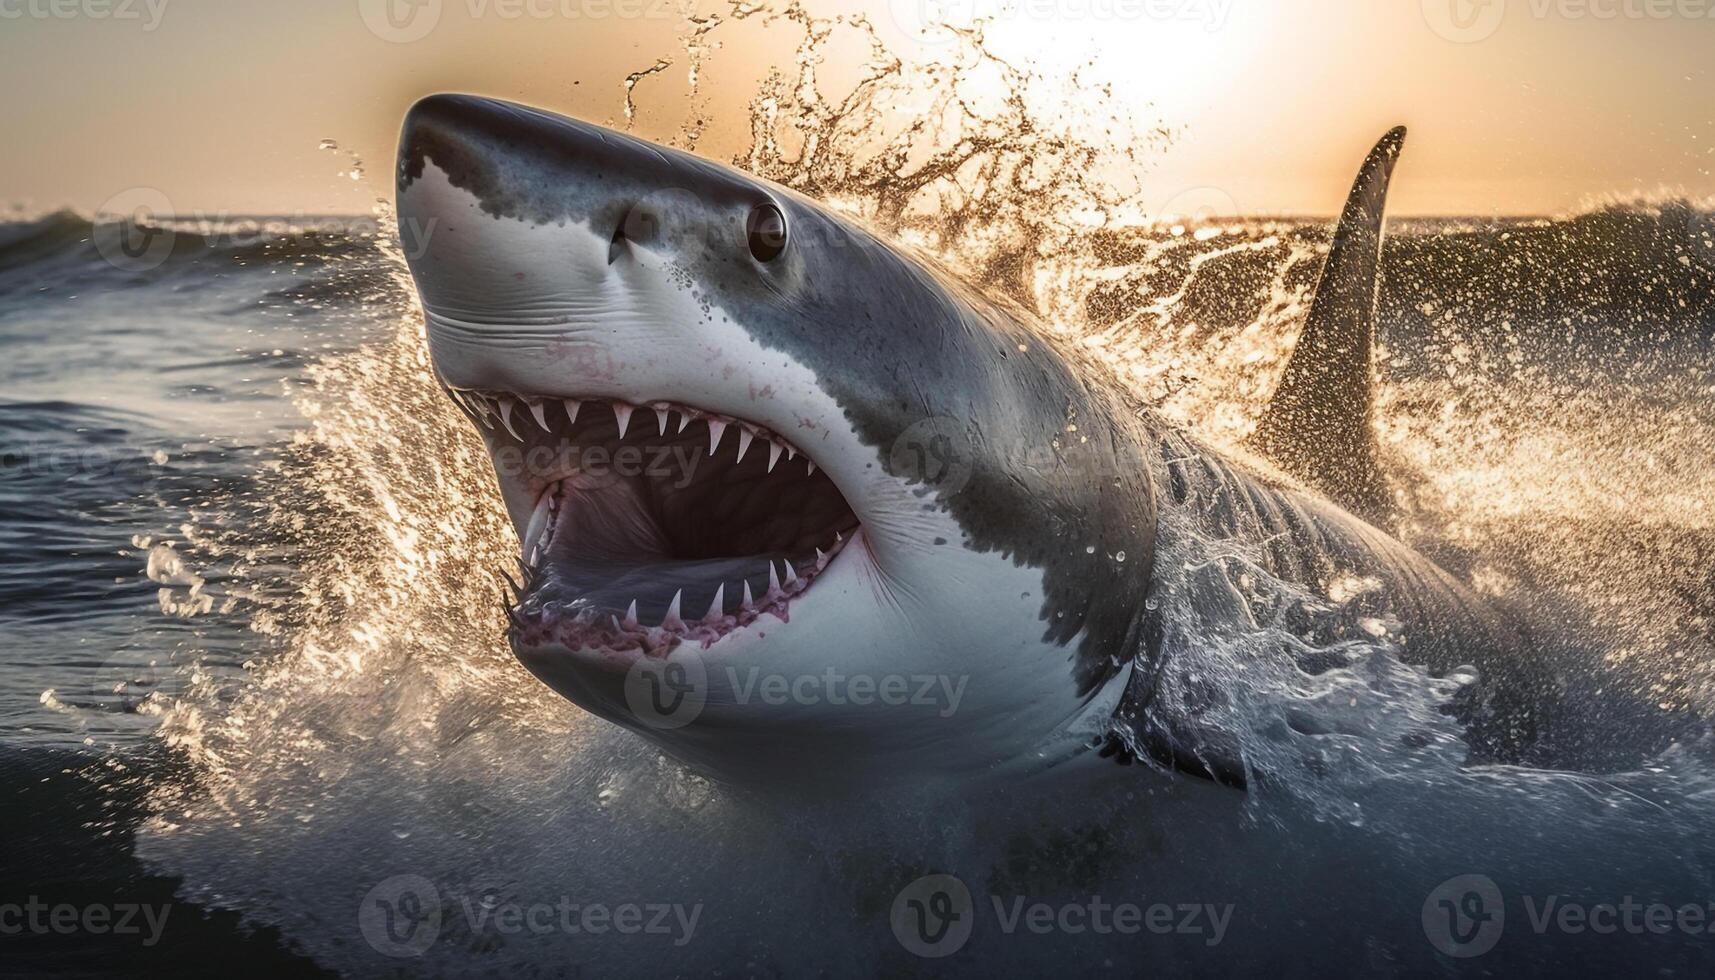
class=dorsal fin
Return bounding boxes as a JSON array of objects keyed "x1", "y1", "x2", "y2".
[{"x1": 1250, "y1": 126, "x2": 1405, "y2": 526}]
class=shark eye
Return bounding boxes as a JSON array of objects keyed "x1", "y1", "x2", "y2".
[{"x1": 746, "y1": 203, "x2": 787, "y2": 263}]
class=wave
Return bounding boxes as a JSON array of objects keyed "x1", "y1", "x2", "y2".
[{"x1": 0, "y1": 208, "x2": 392, "y2": 285}]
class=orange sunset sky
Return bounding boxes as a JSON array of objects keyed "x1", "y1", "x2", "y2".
[{"x1": 1, "y1": 0, "x2": 1711, "y2": 218}]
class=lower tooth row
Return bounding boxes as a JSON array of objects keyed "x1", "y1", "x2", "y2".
[{"x1": 603, "y1": 542, "x2": 844, "y2": 633}]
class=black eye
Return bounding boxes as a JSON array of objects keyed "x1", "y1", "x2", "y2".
[{"x1": 746, "y1": 203, "x2": 787, "y2": 262}]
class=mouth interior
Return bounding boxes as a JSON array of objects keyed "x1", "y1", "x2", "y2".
[{"x1": 453, "y1": 389, "x2": 860, "y2": 654}]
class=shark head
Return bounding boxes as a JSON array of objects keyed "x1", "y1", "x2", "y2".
[{"x1": 396, "y1": 94, "x2": 1156, "y2": 784}]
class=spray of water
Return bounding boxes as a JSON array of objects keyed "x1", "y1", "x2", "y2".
[{"x1": 123, "y1": 6, "x2": 1715, "y2": 972}]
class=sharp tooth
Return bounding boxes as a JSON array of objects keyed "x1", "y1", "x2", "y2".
[
  {"x1": 565, "y1": 399, "x2": 582, "y2": 425},
  {"x1": 786, "y1": 445, "x2": 796, "y2": 460},
  {"x1": 498, "y1": 398, "x2": 523, "y2": 439},
  {"x1": 707, "y1": 419, "x2": 727, "y2": 455},
  {"x1": 815, "y1": 547, "x2": 827, "y2": 568},
  {"x1": 767, "y1": 561, "x2": 780, "y2": 594},
  {"x1": 613, "y1": 403, "x2": 633, "y2": 439},
  {"x1": 471, "y1": 395, "x2": 495, "y2": 428},
  {"x1": 655, "y1": 406, "x2": 670, "y2": 435},
  {"x1": 742, "y1": 580, "x2": 754, "y2": 608},
  {"x1": 767, "y1": 441, "x2": 784, "y2": 472},
  {"x1": 499, "y1": 568, "x2": 523, "y2": 603},
  {"x1": 782, "y1": 561, "x2": 799, "y2": 585},
  {"x1": 735, "y1": 428, "x2": 754, "y2": 462},
  {"x1": 704, "y1": 584, "x2": 725, "y2": 621},
  {"x1": 523, "y1": 494, "x2": 553, "y2": 554},
  {"x1": 677, "y1": 412, "x2": 692, "y2": 433},
  {"x1": 662, "y1": 590, "x2": 684, "y2": 629},
  {"x1": 624, "y1": 600, "x2": 639, "y2": 627},
  {"x1": 806, "y1": 458, "x2": 816, "y2": 476},
  {"x1": 835, "y1": 530, "x2": 843, "y2": 543},
  {"x1": 528, "y1": 400, "x2": 552, "y2": 433}
]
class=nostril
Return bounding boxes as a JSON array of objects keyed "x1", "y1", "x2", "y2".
[
  {"x1": 607, "y1": 212, "x2": 627, "y2": 266},
  {"x1": 608, "y1": 203, "x2": 661, "y2": 265}
]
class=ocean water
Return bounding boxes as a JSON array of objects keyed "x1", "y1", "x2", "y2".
[
  {"x1": 3, "y1": 19, "x2": 1713, "y2": 976},
  {"x1": 2, "y1": 195, "x2": 1713, "y2": 976}
]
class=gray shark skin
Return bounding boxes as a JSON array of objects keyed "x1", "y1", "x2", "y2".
[{"x1": 394, "y1": 94, "x2": 1665, "y2": 788}]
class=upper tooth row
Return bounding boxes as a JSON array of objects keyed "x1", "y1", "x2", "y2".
[{"x1": 451, "y1": 390, "x2": 815, "y2": 475}]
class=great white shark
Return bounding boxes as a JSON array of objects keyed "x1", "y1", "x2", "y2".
[{"x1": 395, "y1": 94, "x2": 1679, "y2": 787}]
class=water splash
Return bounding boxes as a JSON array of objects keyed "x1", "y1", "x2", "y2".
[{"x1": 111, "y1": 8, "x2": 1715, "y2": 974}]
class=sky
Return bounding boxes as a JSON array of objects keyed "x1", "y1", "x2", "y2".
[{"x1": 0, "y1": 0, "x2": 1711, "y2": 218}]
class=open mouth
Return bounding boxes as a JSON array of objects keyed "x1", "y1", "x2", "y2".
[{"x1": 450, "y1": 387, "x2": 861, "y2": 658}]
